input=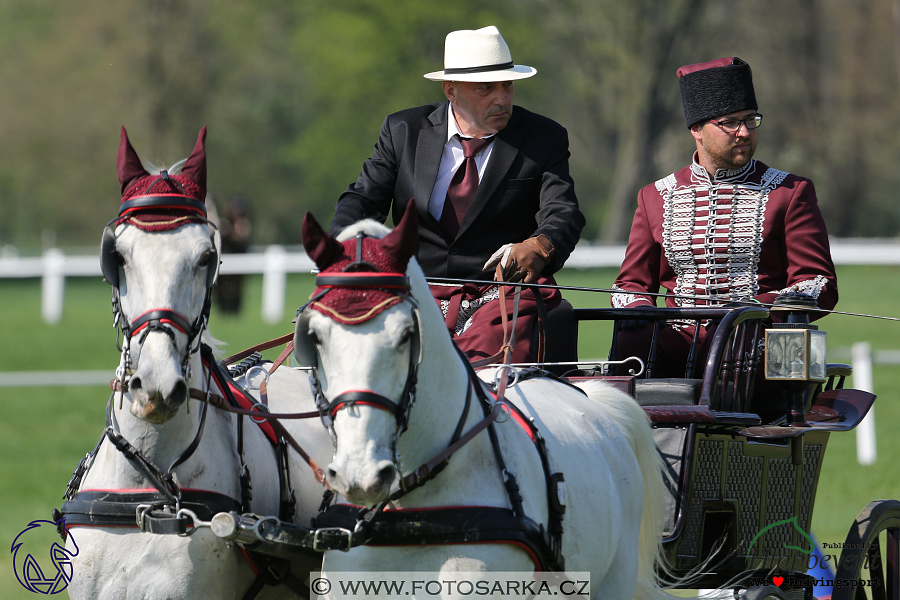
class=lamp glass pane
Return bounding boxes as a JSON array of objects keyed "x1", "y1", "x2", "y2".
[
  {"x1": 809, "y1": 330, "x2": 827, "y2": 381},
  {"x1": 765, "y1": 329, "x2": 809, "y2": 380}
]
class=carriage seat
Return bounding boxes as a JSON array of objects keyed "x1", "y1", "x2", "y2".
[{"x1": 634, "y1": 378, "x2": 702, "y2": 406}]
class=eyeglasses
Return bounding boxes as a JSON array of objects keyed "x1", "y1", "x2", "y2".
[{"x1": 708, "y1": 113, "x2": 763, "y2": 133}]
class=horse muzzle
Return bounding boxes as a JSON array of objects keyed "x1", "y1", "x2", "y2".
[
  {"x1": 128, "y1": 377, "x2": 188, "y2": 424},
  {"x1": 326, "y1": 453, "x2": 397, "y2": 506},
  {"x1": 127, "y1": 331, "x2": 190, "y2": 423}
]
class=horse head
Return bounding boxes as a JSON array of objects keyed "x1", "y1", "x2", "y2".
[
  {"x1": 106, "y1": 127, "x2": 219, "y2": 424},
  {"x1": 296, "y1": 203, "x2": 430, "y2": 505}
]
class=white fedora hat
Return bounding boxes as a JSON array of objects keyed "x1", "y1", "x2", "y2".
[{"x1": 424, "y1": 26, "x2": 537, "y2": 82}]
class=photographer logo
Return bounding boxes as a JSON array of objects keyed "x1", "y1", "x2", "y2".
[{"x1": 10, "y1": 519, "x2": 78, "y2": 594}]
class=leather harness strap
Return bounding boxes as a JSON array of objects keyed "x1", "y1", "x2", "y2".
[
  {"x1": 313, "y1": 504, "x2": 561, "y2": 571},
  {"x1": 222, "y1": 332, "x2": 294, "y2": 368},
  {"x1": 59, "y1": 489, "x2": 242, "y2": 535}
]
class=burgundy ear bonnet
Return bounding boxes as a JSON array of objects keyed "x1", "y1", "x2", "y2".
[
  {"x1": 301, "y1": 202, "x2": 418, "y2": 324},
  {"x1": 116, "y1": 126, "x2": 209, "y2": 231}
]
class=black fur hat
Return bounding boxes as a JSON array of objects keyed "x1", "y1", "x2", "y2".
[{"x1": 678, "y1": 57, "x2": 757, "y2": 128}]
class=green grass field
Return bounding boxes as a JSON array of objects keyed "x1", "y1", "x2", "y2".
[{"x1": 1, "y1": 266, "x2": 898, "y2": 598}]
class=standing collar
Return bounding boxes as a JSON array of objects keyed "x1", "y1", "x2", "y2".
[{"x1": 690, "y1": 151, "x2": 756, "y2": 183}]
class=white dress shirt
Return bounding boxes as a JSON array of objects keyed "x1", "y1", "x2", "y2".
[{"x1": 427, "y1": 104, "x2": 496, "y2": 221}]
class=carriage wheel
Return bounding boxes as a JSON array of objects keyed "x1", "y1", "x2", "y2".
[
  {"x1": 832, "y1": 499, "x2": 900, "y2": 600},
  {"x1": 741, "y1": 585, "x2": 790, "y2": 599}
]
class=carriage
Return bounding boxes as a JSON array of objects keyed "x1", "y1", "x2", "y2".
[
  {"x1": 543, "y1": 299, "x2": 898, "y2": 600},
  {"x1": 59, "y1": 130, "x2": 898, "y2": 600}
]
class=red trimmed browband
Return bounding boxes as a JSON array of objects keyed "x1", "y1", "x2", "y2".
[{"x1": 119, "y1": 194, "x2": 208, "y2": 217}]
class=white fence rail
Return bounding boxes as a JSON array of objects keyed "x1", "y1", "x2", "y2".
[
  {"x1": 0, "y1": 344, "x2": 890, "y2": 467},
  {"x1": 1, "y1": 239, "x2": 898, "y2": 325}
]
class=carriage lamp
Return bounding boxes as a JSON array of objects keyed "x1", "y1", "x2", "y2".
[
  {"x1": 764, "y1": 326, "x2": 827, "y2": 382},
  {"x1": 764, "y1": 290, "x2": 827, "y2": 426},
  {"x1": 765, "y1": 290, "x2": 826, "y2": 382}
]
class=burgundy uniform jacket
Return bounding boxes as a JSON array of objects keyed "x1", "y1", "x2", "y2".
[{"x1": 612, "y1": 157, "x2": 837, "y2": 314}]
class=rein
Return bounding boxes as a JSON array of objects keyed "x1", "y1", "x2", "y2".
[{"x1": 427, "y1": 276, "x2": 900, "y2": 322}]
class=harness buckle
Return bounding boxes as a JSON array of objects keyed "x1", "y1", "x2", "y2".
[
  {"x1": 313, "y1": 527, "x2": 354, "y2": 552},
  {"x1": 414, "y1": 465, "x2": 430, "y2": 484},
  {"x1": 136, "y1": 504, "x2": 153, "y2": 531},
  {"x1": 135, "y1": 501, "x2": 180, "y2": 532}
]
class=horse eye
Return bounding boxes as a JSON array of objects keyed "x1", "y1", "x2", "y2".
[
  {"x1": 115, "y1": 252, "x2": 125, "y2": 266},
  {"x1": 309, "y1": 330, "x2": 321, "y2": 345},
  {"x1": 198, "y1": 250, "x2": 211, "y2": 267}
]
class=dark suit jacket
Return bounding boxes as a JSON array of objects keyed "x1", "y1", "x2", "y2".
[{"x1": 330, "y1": 102, "x2": 585, "y2": 280}]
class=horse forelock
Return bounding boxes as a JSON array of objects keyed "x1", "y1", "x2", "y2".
[{"x1": 335, "y1": 219, "x2": 391, "y2": 241}]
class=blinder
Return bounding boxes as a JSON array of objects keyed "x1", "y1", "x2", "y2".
[
  {"x1": 100, "y1": 217, "x2": 220, "y2": 290},
  {"x1": 291, "y1": 270, "x2": 415, "y2": 368},
  {"x1": 293, "y1": 308, "x2": 317, "y2": 368}
]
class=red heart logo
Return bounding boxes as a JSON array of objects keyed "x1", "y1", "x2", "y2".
[{"x1": 772, "y1": 577, "x2": 784, "y2": 587}]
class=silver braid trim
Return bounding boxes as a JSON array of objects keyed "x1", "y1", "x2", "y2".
[
  {"x1": 611, "y1": 284, "x2": 650, "y2": 308},
  {"x1": 455, "y1": 286, "x2": 500, "y2": 336},
  {"x1": 776, "y1": 275, "x2": 828, "y2": 299},
  {"x1": 660, "y1": 166, "x2": 790, "y2": 305}
]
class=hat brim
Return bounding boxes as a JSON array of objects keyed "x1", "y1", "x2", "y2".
[{"x1": 424, "y1": 64, "x2": 536, "y2": 82}]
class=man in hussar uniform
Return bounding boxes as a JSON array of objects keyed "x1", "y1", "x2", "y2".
[{"x1": 611, "y1": 57, "x2": 838, "y2": 377}]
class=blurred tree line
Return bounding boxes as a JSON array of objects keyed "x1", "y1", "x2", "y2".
[{"x1": 1, "y1": 0, "x2": 898, "y2": 251}]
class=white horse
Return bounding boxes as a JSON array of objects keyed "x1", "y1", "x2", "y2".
[
  {"x1": 295, "y1": 203, "x2": 674, "y2": 600},
  {"x1": 62, "y1": 128, "x2": 327, "y2": 600}
]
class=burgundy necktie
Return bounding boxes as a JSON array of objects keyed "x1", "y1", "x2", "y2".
[{"x1": 440, "y1": 136, "x2": 492, "y2": 236}]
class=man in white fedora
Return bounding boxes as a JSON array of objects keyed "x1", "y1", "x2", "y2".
[{"x1": 330, "y1": 25, "x2": 584, "y2": 363}]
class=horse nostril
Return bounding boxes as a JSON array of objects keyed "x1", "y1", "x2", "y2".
[
  {"x1": 326, "y1": 467, "x2": 338, "y2": 482},
  {"x1": 171, "y1": 379, "x2": 188, "y2": 405},
  {"x1": 376, "y1": 464, "x2": 396, "y2": 486},
  {"x1": 129, "y1": 376, "x2": 142, "y2": 392}
]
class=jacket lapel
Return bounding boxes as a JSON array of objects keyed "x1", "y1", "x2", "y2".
[
  {"x1": 456, "y1": 108, "x2": 524, "y2": 238},
  {"x1": 413, "y1": 104, "x2": 448, "y2": 230}
]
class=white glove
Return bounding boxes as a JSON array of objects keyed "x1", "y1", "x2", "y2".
[{"x1": 483, "y1": 243, "x2": 514, "y2": 272}]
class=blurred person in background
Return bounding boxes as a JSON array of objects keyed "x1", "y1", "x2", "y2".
[{"x1": 215, "y1": 195, "x2": 252, "y2": 315}]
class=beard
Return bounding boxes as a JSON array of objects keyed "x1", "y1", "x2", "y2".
[{"x1": 705, "y1": 137, "x2": 756, "y2": 172}]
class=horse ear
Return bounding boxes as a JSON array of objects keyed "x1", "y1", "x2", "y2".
[
  {"x1": 117, "y1": 127, "x2": 150, "y2": 195},
  {"x1": 379, "y1": 201, "x2": 418, "y2": 268},
  {"x1": 302, "y1": 211, "x2": 345, "y2": 269},
  {"x1": 180, "y1": 126, "x2": 207, "y2": 198}
]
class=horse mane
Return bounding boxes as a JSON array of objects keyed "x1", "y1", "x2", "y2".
[{"x1": 202, "y1": 331, "x2": 226, "y2": 359}]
